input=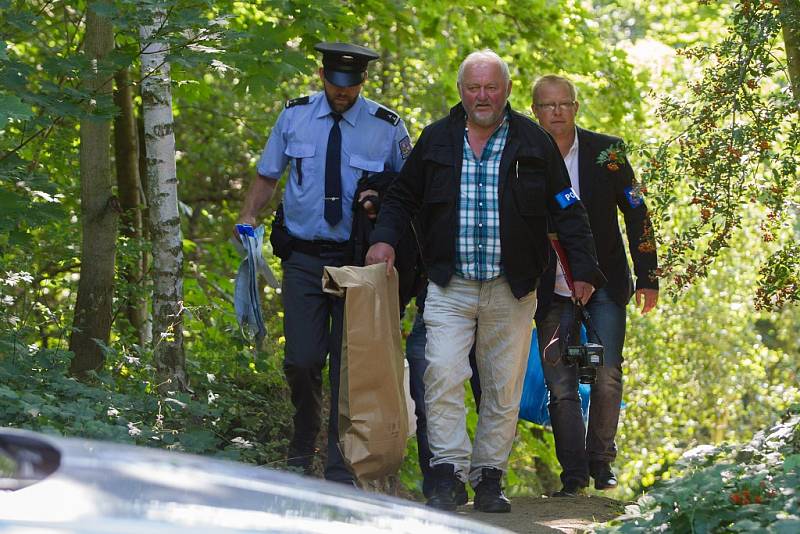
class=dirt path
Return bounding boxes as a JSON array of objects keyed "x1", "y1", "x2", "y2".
[{"x1": 459, "y1": 495, "x2": 623, "y2": 533}]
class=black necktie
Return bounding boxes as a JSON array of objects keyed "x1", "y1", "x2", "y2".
[{"x1": 324, "y1": 113, "x2": 343, "y2": 226}]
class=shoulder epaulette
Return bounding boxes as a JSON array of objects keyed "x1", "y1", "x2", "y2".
[
  {"x1": 374, "y1": 106, "x2": 400, "y2": 126},
  {"x1": 285, "y1": 96, "x2": 310, "y2": 108}
]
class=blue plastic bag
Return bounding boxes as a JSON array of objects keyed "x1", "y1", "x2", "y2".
[
  {"x1": 518, "y1": 327, "x2": 591, "y2": 425},
  {"x1": 232, "y1": 224, "x2": 279, "y2": 346}
]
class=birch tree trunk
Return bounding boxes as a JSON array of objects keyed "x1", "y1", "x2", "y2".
[
  {"x1": 69, "y1": 5, "x2": 117, "y2": 374},
  {"x1": 114, "y1": 67, "x2": 149, "y2": 347},
  {"x1": 140, "y1": 6, "x2": 187, "y2": 390}
]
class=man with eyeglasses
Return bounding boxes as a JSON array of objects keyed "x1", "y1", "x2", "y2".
[{"x1": 531, "y1": 75, "x2": 659, "y2": 496}]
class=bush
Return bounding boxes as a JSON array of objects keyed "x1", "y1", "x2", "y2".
[
  {"x1": 0, "y1": 335, "x2": 292, "y2": 466},
  {"x1": 597, "y1": 405, "x2": 800, "y2": 533}
]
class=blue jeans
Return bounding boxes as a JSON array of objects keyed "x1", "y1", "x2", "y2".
[
  {"x1": 536, "y1": 287, "x2": 626, "y2": 487},
  {"x1": 405, "y1": 312, "x2": 434, "y2": 496}
]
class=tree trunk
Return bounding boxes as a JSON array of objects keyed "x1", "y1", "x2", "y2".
[
  {"x1": 69, "y1": 4, "x2": 117, "y2": 374},
  {"x1": 140, "y1": 7, "x2": 187, "y2": 391},
  {"x1": 113, "y1": 67, "x2": 148, "y2": 346},
  {"x1": 782, "y1": 1, "x2": 800, "y2": 108},
  {"x1": 137, "y1": 110, "x2": 153, "y2": 345}
]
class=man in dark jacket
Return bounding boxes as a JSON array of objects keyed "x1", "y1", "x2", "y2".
[
  {"x1": 366, "y1": 50, "x2": 605, "y2": 513},
  {"x1": 531, "y1": 75, "x2": 659, "y2": 497}
]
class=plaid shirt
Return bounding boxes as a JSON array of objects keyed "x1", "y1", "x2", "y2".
[{"x1": 456, "y1": 116, "x2": 509, "y2": 280}]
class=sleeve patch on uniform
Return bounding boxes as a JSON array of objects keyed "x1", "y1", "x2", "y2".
[
  {"x1": 555, "y1": 187, "x2": 579, "y2": 209},
  {"x1": 285, "y1": 95, "x2": 309, "y2": 108},
  {"x1": 375, "y1": 106, "x2": 400, "y2": 126},
  {"x1": 624, "y1": 186, "x2": 644, "y2": 208},
  {"x1": 399, "y1": 135, "x2": 412, "y2": 159}
]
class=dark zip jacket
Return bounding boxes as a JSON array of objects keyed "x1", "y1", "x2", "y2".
[
  {"x1": 370, "y1": 102, "x2": 605, "y2": 299},
  {"x1": 347, "y1": 170, "x2": 425, "y2": 311}
]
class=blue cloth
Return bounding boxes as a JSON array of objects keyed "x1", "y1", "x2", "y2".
[
  {"x1": 256, "y1": 91, "x2": 410, "y2": 242},
  {"x1": 456, "y1": 116, "x2": 508, "y2": 280},
  {"x1": 519, "y1": 326, "x2": 590, "y2": 426},
  {"x1": 233, "y1": 224, "x2": 278, "y2": 345}
]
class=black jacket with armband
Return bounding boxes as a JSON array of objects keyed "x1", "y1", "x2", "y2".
[{"x1": 370, "y1": 102, "x2": 606, "y2": 299}]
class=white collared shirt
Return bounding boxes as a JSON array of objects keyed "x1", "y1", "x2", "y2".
[{"x1": 554, "y1": 129, "x2": 580, "y2": 297}]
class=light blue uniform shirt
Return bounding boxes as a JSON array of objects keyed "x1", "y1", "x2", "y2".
[{"x1": 257, "y1": 91, "x2": 410, "y2": 242}]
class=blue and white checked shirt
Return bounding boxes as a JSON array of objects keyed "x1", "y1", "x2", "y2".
[{"x1": 456, "y1": 116, "x2": 509, "y2": 280}]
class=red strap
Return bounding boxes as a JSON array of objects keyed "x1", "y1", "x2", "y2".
[{"x1": 548, "y1": 233, "x2": 575, "y2": 295}]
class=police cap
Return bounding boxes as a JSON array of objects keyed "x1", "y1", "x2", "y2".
[{"x1": 314, "y1": 42, "x2": 379, "y2": 87}]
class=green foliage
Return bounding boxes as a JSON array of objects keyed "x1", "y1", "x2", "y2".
[
  {"x1": 634, "y1": 1, "x2": 800, "y2": 308},
  {"x1": 757, "y1": 243, "x2": 800, "y2": 310},
  {"x1": 0, "y1": 156, "x2": 65, "y2": 243},
  {"x1": 0, "y1": 334, "x2": 292, "y2": 464},
  {"x1": 596, "y1": 405, "x2": 800, "y2": 533},
  {"x1": 507, "y1": 422, "x2": 562, "y2": 496},
  {"x1": 1, "y1": 0, "x2": 799, "y2": 507},
  {"x1": 617, "y1": 212, "x2": 800, "y2": 496},
  {"x1": 596, "y1": 3, "x2": 800, "y2": 499},
  {"x1": 0, "y1": 261, "x2": 292, "y2": 464}
]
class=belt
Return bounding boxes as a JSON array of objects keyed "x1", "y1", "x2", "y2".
[{"x1": 292, "y1": 238, "x2": 348, "y2": 257}]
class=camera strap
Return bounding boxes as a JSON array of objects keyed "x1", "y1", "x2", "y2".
[
  {"x1": 547, "y1": 233, "x2": 603, "y2": 354},
  {"x1": 563, "y1": 300, "x2": 604, "y2": 347}
]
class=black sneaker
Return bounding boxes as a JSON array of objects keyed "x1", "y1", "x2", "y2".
[
  {"x1": 591, "y1": 462, "x2": 618, "y2": 490},
  {"x1": 551, "y1": 482, "x2": 585, "y2": 497},
  {"x1": 473, "y1": 467, "x2": 511, "y2": 513},
  {"x1": 423, "y1": 478, "x2": 467, "y2": 505},
  {"x1": 426, "y1": 464, "x2": 460, "y2": 511}
]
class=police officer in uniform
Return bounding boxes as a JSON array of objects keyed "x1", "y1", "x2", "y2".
[{"x1": 236, "y1": 43, "x2": 411, "y2": 484}]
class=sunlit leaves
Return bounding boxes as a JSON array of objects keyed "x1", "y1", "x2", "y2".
[
  {"x1": 636, "y1": 1, "x2": 799, "y2": 307},
  {"x1": 598, "y1": 409, "x2": 800, "y2": 532},
  {"x1": 756, "y1": 243, "x2": 800, "y2": 309}
]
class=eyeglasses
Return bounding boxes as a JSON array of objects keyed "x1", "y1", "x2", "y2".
[{"x1": 534, "y1": 101, "x2": 576, "y2": 112}]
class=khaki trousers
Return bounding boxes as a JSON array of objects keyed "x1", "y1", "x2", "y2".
[{"x1": 423, "y1": 275, "x2": 536, "y2": 486}]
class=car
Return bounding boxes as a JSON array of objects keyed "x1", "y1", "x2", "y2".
[{"x1": 0, "y1": 428, "x2": 509, "y2": 533}]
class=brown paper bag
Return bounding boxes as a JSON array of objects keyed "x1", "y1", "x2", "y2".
[{"x1": 322, "y1": 264, "x2": 408, "y2": 481}]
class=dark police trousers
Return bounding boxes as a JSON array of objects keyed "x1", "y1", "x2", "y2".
[{"x1": 281, "y1": 248, "x2": 351, "y2": 483}]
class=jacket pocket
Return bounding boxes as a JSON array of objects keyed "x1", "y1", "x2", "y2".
[
  {"x1": 422, "y1": 146, "x2": 454, "y2": 203},
  {"x1": 284, "y1": 142, "x2": 315, "y2": 186},
  {"x1": 513, "y1": 156, "x2": 548, "y2": 216}
]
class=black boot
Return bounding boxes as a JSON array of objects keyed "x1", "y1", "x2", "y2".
[
  {"x1": 552, "y1": 481, "x2": 585, "y2": 497},
  {"x1": 286, "y1": 442, "x2": 316, "y2": 476},
  {"x1": 591, "y1": 461, "x2": 618, "y2": 490},
  {"x1": 473, "y1": 467, "x2": 511, "y2": 513},
  {"x1": 454, "y1": 480, "x2": 469, "y2": 505},
  {"x1": 425, "y1": 470, "x2": 468, "y2": 505},
  {"x1": 426, "y1": 464, "x2": 460, "y2": 511}
]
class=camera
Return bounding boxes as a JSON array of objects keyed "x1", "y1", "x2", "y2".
[{"x1": 563, "y1": 342, "x2": 604, "y2": 384}]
